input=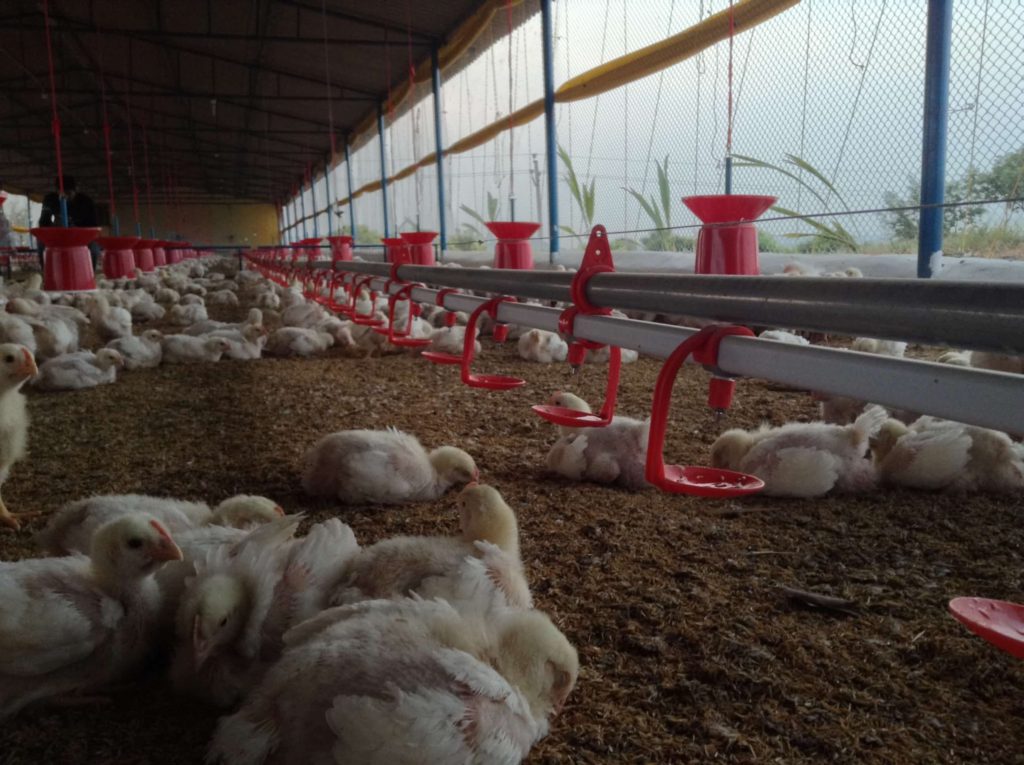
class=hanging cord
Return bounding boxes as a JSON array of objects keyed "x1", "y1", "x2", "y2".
[
  {"x1": 406, "y1": 4, "x2": 422, "y2": 229},
  {"x1": 505, "y1": 0, "x2": 516, "y2": 220},
  {"x1": 99, "y1": 71, "x2": 117, "y2": 234},
  {"x1": 724, "y1": 0, "x2": 735, "y2": 193},
  {"x1": 827, "y1": 0, "x2": 886, "y2": 211},
  {"x1": 583, "y1": 0, "x2": 610, "y2": 182},
  {"x1": 41, "y1": 0, "x2": 68, "y2": 225},
  {"x1": 385, "y1": 34, "x2": 398, "y2": 232},
  {"x1": 634, "y1": 0, "x2": 678, "y2": 225},
  {"x1": 622, "y1": 0, "x2": 629, "y2": 232},
  {"x1": 125, "y1": 95, "x2": 142, "y2": 236}
]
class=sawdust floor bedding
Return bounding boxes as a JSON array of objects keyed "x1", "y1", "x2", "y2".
[{"x1": 1, "y1": 308, "x2": 1022, "y2": 764}]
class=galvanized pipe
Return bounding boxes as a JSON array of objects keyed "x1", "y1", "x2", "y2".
[
  {"x1": 343, "y1": 273, "x2": 1024, "y2": 436},
  {"x1": 325, "y1": 262, "x2": 1024, "y2": 355}
]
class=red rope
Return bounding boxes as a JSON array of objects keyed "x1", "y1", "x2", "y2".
[
  {"x1": 726, "y1": 0, "x2": 735, "y2": 154},
  {"x1": 100, "y1": 89, "x2": 116, "y2": 222},
  {"x1": 41, "y1": 0, "x2": 65, "y2": 199}
]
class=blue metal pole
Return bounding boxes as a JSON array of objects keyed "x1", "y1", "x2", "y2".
[
  {"x1": 310, "y1": 170, "x2": 319, "y2": 237},
  {"x1": 431, "y1": 45, "x2": 448, "y2": 252},
  {"x1": 541, "y1": 0, "x2": 559, "y2": 260},
  {"x1": 324, "y1": 160, "x2": 333, "y2": 235},
  {"x1": 378, "y1": 103, "x2": 391, "y2": 239},
  {"x1": 344, "y1": 137, "x2": 356, "y2": 238},
  {"x1": 917, "y1": 0, "x2": 953, "y2": 278}
]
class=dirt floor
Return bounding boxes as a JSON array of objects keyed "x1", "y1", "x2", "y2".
[{"x1": 1, "y1": 290, "x2": 1023, "y2": 764}]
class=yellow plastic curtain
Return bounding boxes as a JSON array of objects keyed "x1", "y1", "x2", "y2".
[{"x1": 342, "y1": 0, "x2": 799, "y2": 203}]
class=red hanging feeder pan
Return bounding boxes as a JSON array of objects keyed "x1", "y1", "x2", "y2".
[
  {"x1": 165, "y1": 242, "x2": 185, "y2": 265},
  {"x1": 532, "y1": 226, "x2": 622, "y2": 428},
  {"x1": 96, "y1": 235, "x2": 139, "y2": 280},
  {"x1": 350, "y1": 275, "x2": 384, "y2": 326},
  {"x1": 133, "y1": 239, "x2": 156, "y2": 272},
  {"x1": 683, "y1": 195, "x2": 776, "y2": 275},
  {"x1": 485, "y1": 221, "x2": 540, "y2": 270},
  {"x1": 327, "y1": 235, "x2": 354, "y2": 262},
  {"x1": 373, "y1": 283, "x2": 432, "y2": 348},
  {"x1": 949, "y1": 597, "x2": 1024, "y2": 660},
  {"x1": 32, "y1": 226, "x2": 100, "y2": 291},
  {"x1": 149, "y1": 241, "x2": 165, "y2": 268},
  {"x1": 423, "y1": 296, "x2": 526, "y2": 390},
  {"x1": 645, "y1": 324, "x2": 765, "y2": 497},
  {"x1": 400, "y1": 231, "x2": 438, "y2": 266},
  {"x1": 382, "y1": 237, "x2": 409, "y2": 265}
]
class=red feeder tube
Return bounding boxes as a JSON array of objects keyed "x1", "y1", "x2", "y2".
[
  {"x1": 151, "y1": 241, "x2": 168, "y2": 267},
  {"x1": 133, "y1": 239, "x2": 156, "y2": 272},
  {"x1": 644, "y1": 325, "x2": 765, "y2": 497},
  {"x1": 32, "y1": 226, "x2": 101, "y2": 291},
  {"x1": 399, "y1": 231, "x2": 438, "y2": 266},
  {"x1": 682, "y1": 195, "x2": 776, "y2": 275},
  {"x1": 96, "y1": 235, "x2": 139, "y2": 280},
  {"x1": 327, "y1": 235, "x2": 354, "y2": 262},
  {"x1": 949, "y1": 597, "x2": 1024, "y2": 660},
  {"x1": 485, "y1": 221, "x2": 540, "y2": 270},
  {"x1": 382, "y1": 237, "x2": 409, "y2": 265}
]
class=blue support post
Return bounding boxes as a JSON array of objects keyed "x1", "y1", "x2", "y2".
[
  {"x1": 917, "y1": 0, "x2": 953, "y2": 278},
  {"x1": 344, "y1": 137, "x2": 356, "y2": 238},
  {"x1": 310, "y1": 171, "x2": 319, "y2": 237},
  {"x1": 431, "y1": 45, "x2": 448, "y2": 252},
  {"x1": 541, "y1": 0, "x2": 559, "y2": 260},
  {"x1": 378, "y1": 103, "x2": 390, "y2": 239}
]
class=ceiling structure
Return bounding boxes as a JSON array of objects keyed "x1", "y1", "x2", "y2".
[{"x1": 0, "y1": 0, "x2": 489, "y2": 204}]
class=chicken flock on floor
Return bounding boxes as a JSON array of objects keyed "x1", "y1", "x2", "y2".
[{"x1": 0, "y1": 253, "x2": 1021, "y2": 761}]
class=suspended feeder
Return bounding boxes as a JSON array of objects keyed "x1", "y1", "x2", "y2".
[
  {"x1": 32, "y1": 226, "x2": 102, "y2": 291},
  {"x1": 644, "y1": 324, "x2": 764, "y2": 497},
  {"x1": 486, "y1": 221, "x2": 540, "y2": 270},
  {"x1": 96, "y1": 236, "x2": 139, "y2": 280},
  {"x1": 684, "y1": 194, "x2": 776, "y2": 275},
  {"x1": 400, "y1": 231, "x2": 438, "y2": 266},
  {"x1": 532, "y1": 226, "x2": 622, "y2": 428},
  {"x1": 949, "y1": 597, "x2": 1024, "y2": 660},
  {"x1": 382, "y1": 237, "x2": 409, "y2": 265},
  {"x1": 133, "y1": 239, "x2": 156, "y2": 273}
]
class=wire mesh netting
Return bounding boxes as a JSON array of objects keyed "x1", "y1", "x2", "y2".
[{"x1": 281, "y1": 0, "x2": 1023, "y2": 260}]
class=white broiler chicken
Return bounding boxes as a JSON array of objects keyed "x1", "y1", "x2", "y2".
[
  {"x1": 207, "y1": 599, "x2": 578, "y2": 765},
  {"x1": 106, "y1": 329, "x2": 163, "y2": 370},
  {"x1": 206, "y1": 290, "x2": 240, "y2": 308},
  {"x1": 302, "y1": 427, "x2": 478, "y2": 504},
  {"x1": 20, "y1": 313, "x2": 77, "y2": 360},
  {"x1": 35, "y1": 493, "x2": 284, "y2": 556},
  {"x1": 817, "y1": 338, "x2": 912, "y2": 425},
  {"x1": 711, "y1": 405, "x2": 888, "y2": 497},
  {"x1": 317, "y1": 316, "x2": 355, "y2": 349},
  {"x1": 518, "y1": 329, "x2": 569, "y2": 363},
  {"x1": 0, "y1": 314, "x2": 38, "y2": 355},
  {"x1": 0, "y1": 344, "x2": 38, "y2": 529},
  {"x1": 759, "y1": 330, "x2": 810, "y2": 346},
  {"x1": 207, "y1": 325, "x2": 266, "y2": 361},
  {"x1": 280, "y1": 301, "x2": 326, "y2": 328},
  {"x1": 331, "y1": 483, "x2": 527, "y2": 613},
  {"x1": 154, "y1": 287, "x2": 180, "y2": 305},
  {"x1": 429, "y1": 325, "x2": 479, "y2": 356},
  {"x1": 83, "y1": 294, "x2": 133, "y2": 340},
  {"x1": 128, "y1": 293, "x2": 165, "y2": 322},
  {"x1": 162, "y1": 334, "x2": 230, "y2": 364},
  {"x1": 183, "y1": 308, "x2": 264, "y2": 337},
  {"x1": 0, "y1": 514, "x2": 182, "y2": 719},
  {"x1": 254, "y1": 291, "x2": 281, "y2": 311},
  {"x1": 170, "y1": 517, "x2": 358, "y2": 707},
  {"x1": 168, "y1": 303, "x2": 209, "y2": 326},
  {"x1": 181, "y1": 294, "x2": 205, "y2": 307},
  {"x1": 874, "y1": 416, "x2": 1024, "y2": 493},
  {"x1": 545, "y1": 392, "x2": 650, "y2": 489},
  {"x1": 33, "y1": 349, "x2": 124, "y2": 392},
  {"x1": 265, "y1": 327, "x2": 334, "y2": 357},
  {"x1": 585, "y1": 344, "x2": 639, "y2": 364}
]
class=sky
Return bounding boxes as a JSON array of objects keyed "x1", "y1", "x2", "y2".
[{"x1": 283, "y1": 0, "x2": 1023, "y2": 250}]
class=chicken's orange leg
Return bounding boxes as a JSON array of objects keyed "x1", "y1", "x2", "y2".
[{"x1": 0, "y1": 491, "x2": 42, "y2": 530}]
